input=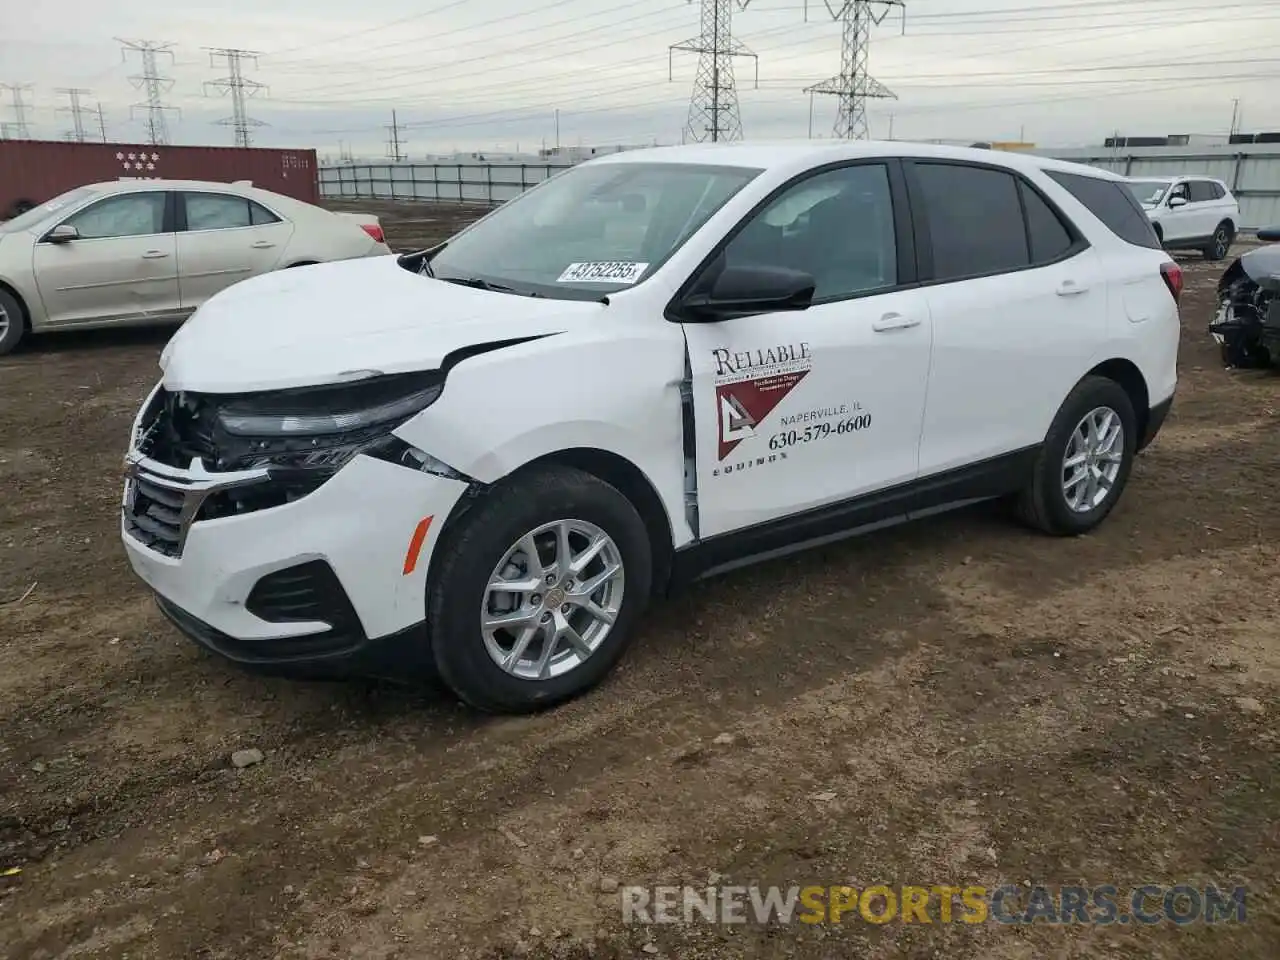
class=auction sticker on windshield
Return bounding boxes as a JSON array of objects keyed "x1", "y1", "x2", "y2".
[{"x1": 557, "y1": 261, "x2": 649, "y2": 284}]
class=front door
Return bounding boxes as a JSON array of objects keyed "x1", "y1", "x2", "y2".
[
  {"x1": 175, "y1": 191, "x2": 295, "y2": 310},
  {"x1": 33, "y1": 190, "x2": 181, "y2": 327},
  {"x1": 682, "y1": 160, "x2": 933, "y2": 538},
  {"x1": 1161, "y1": 181, "x2": 1197, "y2": 243}
]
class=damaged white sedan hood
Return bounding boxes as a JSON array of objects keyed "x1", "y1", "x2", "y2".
[{"x1": 159, "y1": 255, "x2": 604, "y2": 393}]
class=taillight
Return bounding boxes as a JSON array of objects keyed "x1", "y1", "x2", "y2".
[
  {"x1": 360, "y1": 223, "x2": 385, "y2": 244},
  {"x1": 1160, "y1": 261, "x2": 1183, "y2": 303}
]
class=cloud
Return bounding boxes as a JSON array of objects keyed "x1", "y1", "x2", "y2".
[{"x1": 2, "y1": 0, "x2": 1275, "y2": 156}]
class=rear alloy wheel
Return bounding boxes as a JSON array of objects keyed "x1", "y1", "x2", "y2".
[
  {"x1": 427, "y1": 465, "x2": 652, "y2": 713},
  {"x1": 1205, "y1": 222, "x2": 1233, "y2": 261},
  {"x1": 1016, "y1": 376, "x2": 1137, "y2": 536},
  {"x1": 0, "y1": 288, "x2": 27, "y2": 356}
]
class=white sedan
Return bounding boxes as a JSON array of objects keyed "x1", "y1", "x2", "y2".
[{"x1": 0, "y1": 178, "x2": 390, "y2": 354}]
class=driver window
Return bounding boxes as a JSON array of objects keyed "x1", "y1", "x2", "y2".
[
  {"x1": 1169, "y1": 182, "x2": 1189, "y2": 202},
  {"x1": 63, "y1": 192, "x2": 167, "y2": 239},
  {"x1": 719, "y1": 163, "x2": 898, "y2": 301}
]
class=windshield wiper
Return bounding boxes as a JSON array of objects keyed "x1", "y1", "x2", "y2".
[{"x1": 437, "y1": 275, "x2": 541, "y2": 297}]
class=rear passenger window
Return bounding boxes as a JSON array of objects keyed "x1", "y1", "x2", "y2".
[
  {"x1": 1047, "y1": 171, "x2": 1163, "y2": 250},
  {"x1": 251, "y1": 202, "x2": 281, "y2": 225},
  {"x1": 913, "y1": 162, "x2": 1029, "y2": 280},
  {"x1": 1188, "y1": 181, "x2": 1216, "y2": 203},
  {"x1": 1019, "y1": 182, "x2": 1076, "y2": 264}
]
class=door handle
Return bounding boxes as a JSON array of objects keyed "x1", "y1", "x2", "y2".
[
  {"x1": 1056, "y1": 280, "x2": 1089, "y2": 297},
  {"x1": 141, "y1": 250, "x2": 169, "y2": 259},
  {"x1": 872, "y1": 312, "x2": 921, "y2": 332},
  {"x1": 250, "y1": 240, "x2": 276, "y2": 249}
]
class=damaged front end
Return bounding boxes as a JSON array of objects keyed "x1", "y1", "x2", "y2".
[{"x1": 1210, "y1": 232, "x2": 1280, "y2": 369}]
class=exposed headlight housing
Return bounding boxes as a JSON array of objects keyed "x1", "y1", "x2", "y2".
[
  {"x1": 204, "y1": 371, "x2": 447, "y2": 474},
  {"x1": 216, "y1": 371, "x2": 443, "y2": 438}
]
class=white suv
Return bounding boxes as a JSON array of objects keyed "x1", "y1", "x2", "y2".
[
  {"x1": 120, "y1": 142, "x2": 1182, "y2": 714},
  {"x1": 1124, "y1": 175, "x2": 1240, "y2": 260}
]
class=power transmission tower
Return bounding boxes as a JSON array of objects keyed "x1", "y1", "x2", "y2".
[
  {"x1": 119, "y1": 39, "x2": 179, "y2": 145},
  {"x1": 0, "y1": 83, "x2": 34, "y2": 139},
  {"x1": 204, "y1": 48, "x2": 268, "y2": 148},
  {"x1": 385, "y1": 109, "x2": 406, "y2": 160},
  {"x1": 669, "y1": 0, "x2": 759, "y2": 144},
  {"x1": 95, "y1": 102, "x2": 109, "y2": 142},
  {"x1": 56, "y1": 87, "x2": 94, "y2": 142},
  {"x1": 803, "y1": 0, "x2": 904, "y2": 141}
]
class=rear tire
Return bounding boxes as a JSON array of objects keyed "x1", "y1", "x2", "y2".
[
  {"x1": 427, "y1": 465, "x2": 653, "y2": 714},
  {"x1": 0, "y1": 288, "x2": 27, "y2": 356},
  {"x1": 1204, "y1": 221, "x2": 1234, "y2": 261},
  {"x1": 1016, "y1": 376, "x2": 1138, "y2": 537}
]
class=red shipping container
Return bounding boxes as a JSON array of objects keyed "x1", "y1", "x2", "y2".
[{"x1": 1, "y1": 139, "x2": 319, "y2": 217}]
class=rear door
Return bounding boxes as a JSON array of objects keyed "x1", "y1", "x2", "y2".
[
  {"x1": 32, "y1": 189, "x2": 181, "y2": 327},
  {"x1": 905, "y1": 159, "x2": 1106, "y2": 475},
  {"x1": 1186, "y1": 180, "x2": 1222, "y2": 238},
  {"x1": 175, "y1": 191, "x2": 295, "y2": 310}
]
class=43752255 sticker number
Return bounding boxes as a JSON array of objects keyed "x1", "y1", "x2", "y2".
[{"x1": 769, "y1": 413, "x2": 872, "y2": 451}]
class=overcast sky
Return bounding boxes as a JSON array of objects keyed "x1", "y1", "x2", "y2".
[{"x1": 3, "y1": 0, "x2": 1278, "y2": 158}]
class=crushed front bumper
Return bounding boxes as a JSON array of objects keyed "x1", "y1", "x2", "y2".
[{"x1": 121, "y1": 451, "x2": 470, "y2": 677}]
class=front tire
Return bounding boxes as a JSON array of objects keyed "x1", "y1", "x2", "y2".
[
  {"x1": 427, "y1": 465, "x2": 653, "y2": 714},
  {"x1": 0, "y1": 288, "x2": 27, "y2": 356},
  {"x1": 1016, "y1": 376, "x2": 1138, "y2": 536}
]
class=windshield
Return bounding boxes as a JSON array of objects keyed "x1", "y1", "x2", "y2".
[
  {"x1": 0, "y1": 187, "x2": 97, "y2": 234},
  {"x1": 1124, "y1": 179, "x2": 1171, "y2": 206},
  {"x1": 424, "y1": 161, "x2": 762, "y2": 299}
]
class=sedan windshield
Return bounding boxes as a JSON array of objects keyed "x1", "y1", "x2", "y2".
[
  {"x1": 424, "y1": 161, "x2": 762, "y2": 299},
  {"x1": 1124, "y1": 179, "x2": 1171, "y2": 206},
  {"x1": 0, "y1": 187, "x2": 97, "y2": 234}
]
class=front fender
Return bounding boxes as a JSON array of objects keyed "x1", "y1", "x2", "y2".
[{"x1": 397, "y1": 328, "x2": 692, "y2": 544}]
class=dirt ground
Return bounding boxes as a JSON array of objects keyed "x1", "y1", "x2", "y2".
[{"x1": 1, "y1": 202, "x2": 1277, "y2": 960}]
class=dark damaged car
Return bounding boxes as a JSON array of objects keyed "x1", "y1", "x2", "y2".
[{"x1": 1211, "y1": 226, "x2": 1280, "y2": 369}]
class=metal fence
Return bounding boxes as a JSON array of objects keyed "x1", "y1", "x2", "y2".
[
  {"x1": 319, "y1": 144, "x2": 1280, "y2": 228},
  {"x1": 1040, "y1": 143, "x2": 1280, "y2": 229},
  {"x1": 319, "y1": 161, "x2": 575, "y2": 205}
]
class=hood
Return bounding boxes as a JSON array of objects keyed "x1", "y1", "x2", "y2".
[
  {"x1": 1236, "y1": 244, "x2": 1280, "y2": 292},
  {"x1": 160, "y1": 255, "x2": 606, "y2": 393}
]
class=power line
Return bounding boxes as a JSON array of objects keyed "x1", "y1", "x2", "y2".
[
  {"x1": 669, "y1": 0, "x2": 758, "y2": 142},
  {"x1": 803, "y1": 0, "x2": 904, "y2": 140},
  {"x1": 56, "y1": 87, "x2": 94, "y2": 142},
  {"x1": 119, "y1": 39, "x2": 179, "y2": 145},
  {"x1": 0, "y1": 82, "x2": 34, "y2": 139},
  {"x1": 205, "y1": 48, "x2": 268, "y2": 148}
]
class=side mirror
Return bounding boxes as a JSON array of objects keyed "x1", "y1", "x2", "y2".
[
  {"x1": 680, "y1": 264, "x2": 816, "y2": 322},
  {"x1": 1168, "y1": 196, "x2": 1188, "y2": 209},
  {"x1": 1257, "y1": 226, "x2": 1280, "y2": 243},
  {"x1": 44, "y1": 224, "x2": 79, "y2": 244}
]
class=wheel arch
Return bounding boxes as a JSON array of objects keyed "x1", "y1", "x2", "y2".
[
  {"x1": 434, "y1": 447, "x2": 677, "y2": 599},
  {"x1": 0, "y1": 278, "x2": 31, "y2": 330},
  {"x1": 1084, "y1": 357, "x2": 1150, "y2": 446}
]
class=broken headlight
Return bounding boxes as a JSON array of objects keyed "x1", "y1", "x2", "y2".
[{"x1": 214, "y1": 371, "x2": 445, "y2": 473}]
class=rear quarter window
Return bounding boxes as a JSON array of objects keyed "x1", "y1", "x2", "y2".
[{"x1": 1047, "y1": 170, "x2": 1163, "y2": 250}]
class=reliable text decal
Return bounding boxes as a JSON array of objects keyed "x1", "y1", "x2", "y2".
[{"x1": 712, "y1": 343, "x2": 812, "y2": 461}]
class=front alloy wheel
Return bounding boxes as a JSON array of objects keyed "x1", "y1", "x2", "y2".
[
  {"x1": 482, "y1": 519, "x2": 625, "y2": 681},
  {"x1": 427, "y1": 464, "x2": 652, "y2": 714}
]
